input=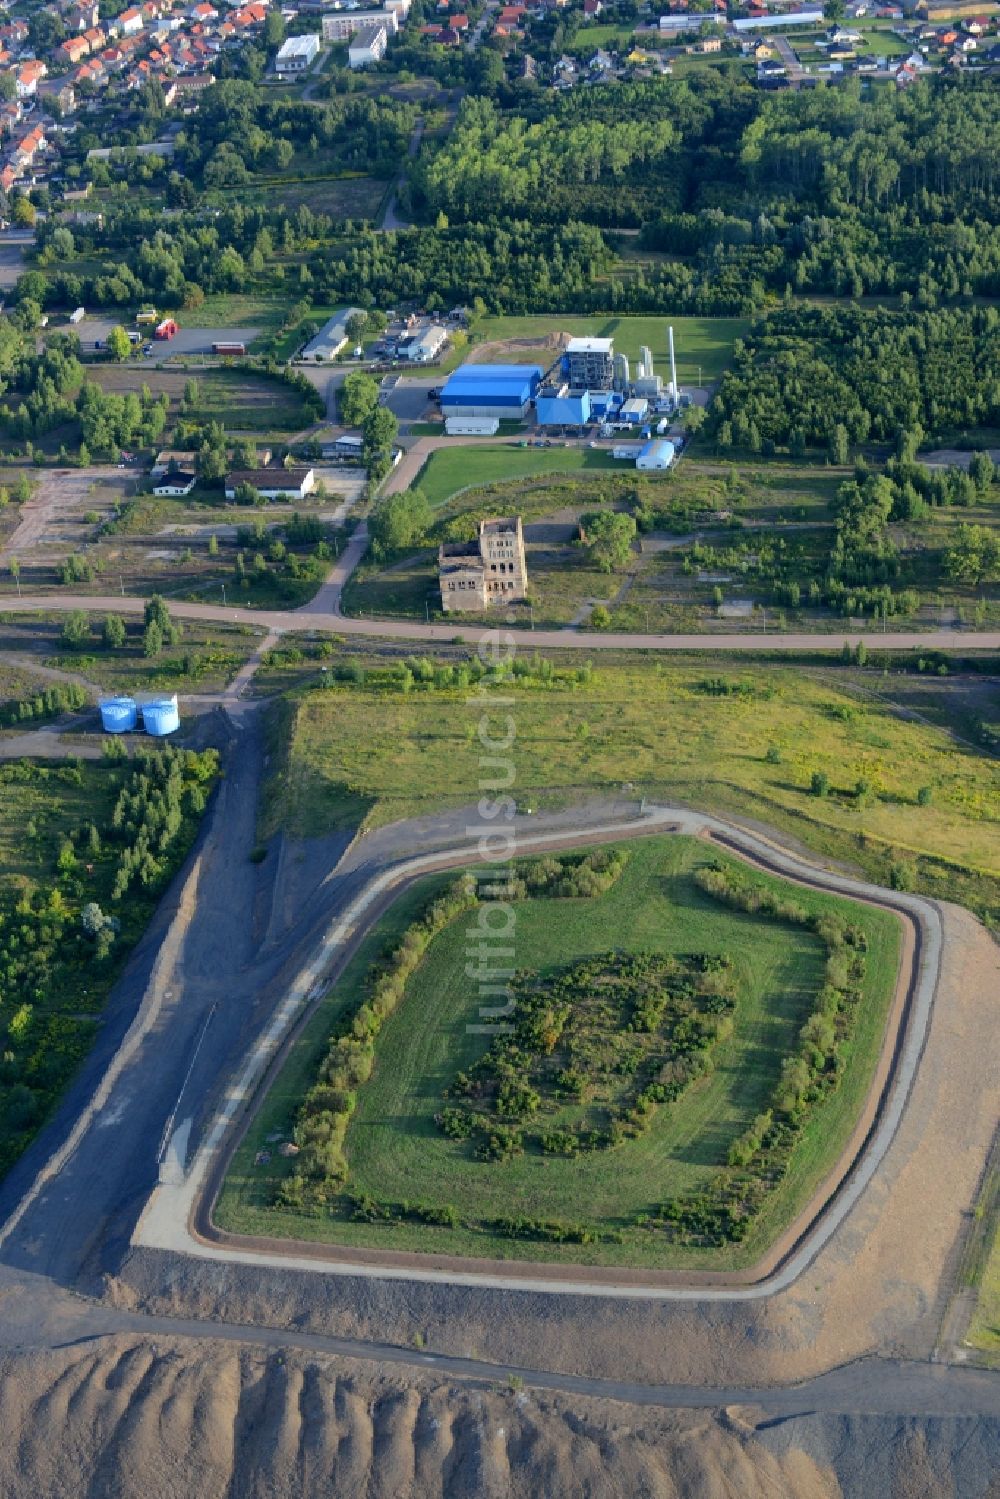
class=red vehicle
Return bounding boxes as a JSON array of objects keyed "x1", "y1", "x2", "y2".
[
  {"x1": 212, "y1": 341, "x2": 246, "y2": 356},
  {"x1": 154, "y1": 318, "x2": 178, "y2": 340}
]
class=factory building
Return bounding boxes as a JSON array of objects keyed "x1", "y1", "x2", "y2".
[
  {"x1": 620, "y1": 397, "x2": 649, "y2": 424},
  {"x1": 535, "y1": 383, "x2": 591, "y2": 427},
  {"x1": 563, "y1": 337, "x2": 614, "y2": 391},
  {"x1": 439, "y1": 515, "x2": 528, "y2": 612},
  {"x1": 440, "y1": 363, "x2": 543, "y2": 420}
]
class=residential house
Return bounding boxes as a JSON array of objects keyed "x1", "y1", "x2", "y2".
[
  {"x1": 582, "y1": 0, "x2": 603, "y2": 15},
  {"x1": 15, "y1": 61, "x2": 47, "y2": 98},
  {"x1": 58, "y1": 36, "x2": 91, "y2": 64},
  {"x1": 117, "y1": 7, "x2": 144, "y2": 35}
]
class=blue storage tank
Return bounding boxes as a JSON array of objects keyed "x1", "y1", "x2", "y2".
[
  {"x1": 99, "y1": 696, "x2": 137, "y2": 733},
  {"x1": 142, "y1": 696, "x2": 180, "y2": 737}
]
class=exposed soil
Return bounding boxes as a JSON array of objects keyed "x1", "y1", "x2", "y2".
[
  {"x1": 466, "y1": 332, "x2": 570, "y2": 372},
  {"x1": 0, "y1": 1337, "x2": 998, "y2": 1499}
]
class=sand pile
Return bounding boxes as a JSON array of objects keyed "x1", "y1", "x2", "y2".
[{"x1": 0, "y1": 1337, "x2": 998, "y2": 1499}]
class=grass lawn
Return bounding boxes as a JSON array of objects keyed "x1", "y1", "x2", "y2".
[
  {"x1": 968, "y1": 1176, "x2": 1000, "y2": 1363},
  {"x1": 266, "y1": 659, "x2": 1000, "y2": 926},
  {"x1": 435, "y1": 315, "x2": 749, "y2": 384},
  {"x1": 89, "y1": 365, "x2": 313, "y2": 432},
  {"x1": 217, "y1": 835, "x2": 901, "y2": 1269},
  {"x1": 410, "y1": 445, "x2": 623, "y2": 511}
]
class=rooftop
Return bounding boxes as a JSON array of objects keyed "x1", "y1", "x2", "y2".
[
  {"x1": 566, "y1": 337, "x2": 613, "y2": 354},
  {"x1": 444, "y1": 362, "x2": 544, "y2": 386}
]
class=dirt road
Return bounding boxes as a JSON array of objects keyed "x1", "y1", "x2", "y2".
[{"x1": 4, "y1": 590, "x2": 999, "y2": 655}]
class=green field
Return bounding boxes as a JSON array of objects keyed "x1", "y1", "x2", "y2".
[
  {"x1": 217, "y1": 835, "x2": 900, "y2": 1268},
  {"x1": 266, "y1": 659, "x2": 1000, "y2": 926},
  {"x1": 435, "y1": 315, "x2": 749, "y2": 383},
  {"x1": 411, "y1": 444, "x2": 623, "y2": 511}
]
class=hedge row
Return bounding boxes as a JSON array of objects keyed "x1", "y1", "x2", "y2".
[
  {"x1": 0, "y1": 682, "x2": 87, "y2": 729},
  {"x1": 278, "y1": 872, "x2": 479, "y2": 1207},
  {"x1": 650, "y1": 861, "x2": 870, "y2": 1246}
]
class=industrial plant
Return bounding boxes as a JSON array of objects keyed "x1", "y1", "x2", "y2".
[{"x1": 438, "y1": 326, "x2": 688, "y2": 459}]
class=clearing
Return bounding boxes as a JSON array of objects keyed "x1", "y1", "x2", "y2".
[
  {"x1": 265, "y1": 657, "x2": 1000, "y2": 926},
  {"x1": 438, "y1": 314, "x2": 749, "y2": 383}
]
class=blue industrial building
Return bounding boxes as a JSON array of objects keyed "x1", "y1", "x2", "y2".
[
  {"x1": 535, "y1": 385, "x2": 591, "y2": 427},
  {"x1": 440, "y1": 363, "x2": 543, "y2": 420}
]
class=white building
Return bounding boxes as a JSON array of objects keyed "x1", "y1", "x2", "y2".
[
  {"x1": 348, "y1": 21, "x2": 388, "y2": 65},
  {"x1": 324, "y1": 8, "x2": 398, "y2": 40},
  {"x1": 275, "y1": 33, "x2": 320, "y2": 71},
  {"x1": 300, "y1": 307, "x2": 365, "y2": 361},
  {"x1": 445, "y1": 416, "x2": 499, "y2": 436},
  {"x1": 153, "y1": 470, "x2": 197, "y2": 496},
  {"x1": 636, "y1": 439, "x2": 675, "y2": 471},
  {"x1": 224, "y1": 468, "x2": 316, "y2": 501},
  {"x1": 401, "y1": 324, "x2": 448, "y2": 363}
]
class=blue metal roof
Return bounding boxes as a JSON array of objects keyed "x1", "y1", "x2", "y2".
[{"x1": 442, "y1": 363, "x2": 544, "y2": 400}]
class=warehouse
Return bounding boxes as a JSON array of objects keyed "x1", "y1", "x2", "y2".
[
  {"x1": 224, "y1": 467, "x2": 316, "y2": 500},
  {"x1": 440, "y1": 363, "x2": 543, "y2": 420},
  {"x1": 300, "y1": 308, "x2": 365, "y2": 362},
  {"x1": 636, "y1": 438, "x2": 675, "y2": 471},
  {"x1": 535, "y1": 384, "x2": 591, "y2": 428}
]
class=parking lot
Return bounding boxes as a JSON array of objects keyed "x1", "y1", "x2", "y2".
[
  {"x1": 71, "y1": 317, "x2": 262, "y2": 358},
  {"x1": 380, "y1": 376, "x2": 437, "y2": 427}
]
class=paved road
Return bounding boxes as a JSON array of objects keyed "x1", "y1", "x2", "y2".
[{"x1": 3, "y1": 591, "x2": 999, "y2": 655}]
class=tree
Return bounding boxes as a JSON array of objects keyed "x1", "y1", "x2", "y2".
[
  {"x1": 11, "y1": 196, "x2": 35, "y2": 229},
  {"x1": 828, "y1": 424, "x2": 850, "y2": 465},
  {"x1": 810, "y1": 770, "x2": 830, "y2": 797},
  {"x1": 143, "y1": 619, "x2": 163, "y2": 658},
  {"x1": 102, "y1": 613, "x2": 127, "y2": 649},
  {"x1": 968, "y1": 450, "x2": 995, "y2": 494},
  {"x1": 581, "y1": 511, "x2": 637, "y2": 572},
  {"x1": 339, "y1": 371, "x2": 380, "y2": 427},
  {"x1": 80, "y1": 902, "x2": 108, "y2": 937},
  {"x1": 943, "y1": 524, "x2": 1000, "y2": 587},
  {"x1": 60, "y1": 611, "x2": 91, "y2": 649},
  {"x1": 144, "y1": 593, "x2": 180, "y2": 645},
  {"x1": 369, "y1": 488, "x2": 431, "y2": 553},
  {"x1": 106, "y1": 325, "x2": 132, "y2": 362},
  {"x1": 264, "y1": 7, "x2": 286, "y2": 47},
  {"x1": 823, "y1": 0, "x2": 845, "y2": 18},
  {"x1": 346, "y1": 312, "x2": 369, "y2": 344}
]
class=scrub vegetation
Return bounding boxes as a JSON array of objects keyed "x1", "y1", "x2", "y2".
[
  {"x1": 263, "y1": 656, "x2": 1000, "y2": 927},
  {"x1": 0, "y1": 745, "x2": 217, "y2": 1175}
]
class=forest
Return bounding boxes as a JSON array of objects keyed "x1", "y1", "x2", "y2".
[{"x1": 711, "y1": 304, "x2": 1000, "y2": 454}]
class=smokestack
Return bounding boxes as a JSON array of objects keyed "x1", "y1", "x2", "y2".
[{"x1": 668, "y1": 324, "x2": 678, "y2": 402}]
